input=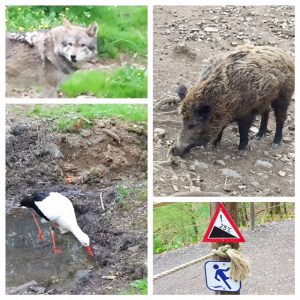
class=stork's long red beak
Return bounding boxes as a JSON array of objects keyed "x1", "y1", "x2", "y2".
[{"x1": 85, "y1": 245, "x2": 94, "y2": 256}]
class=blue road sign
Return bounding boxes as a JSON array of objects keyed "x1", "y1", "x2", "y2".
[{"x1": 204, "y1": 261, "x2": 241, "y2": 292}]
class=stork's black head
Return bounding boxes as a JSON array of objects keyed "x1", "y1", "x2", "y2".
[{"x1": 20, "y1": 191, "x2": 50, "y2": 208}]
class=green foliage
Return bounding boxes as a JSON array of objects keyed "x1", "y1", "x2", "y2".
[
  {"x1": 27, "y1": 104, "x2": 147, "y2": 132},
  {"x1": 115, "y1": 185, "x2": 131, "y2": 202},
  {"x1": 153, "y1": 203, "x2": 210, "y2": 254},
  {"x1": 59, "y1": 66, "x2": 147, "y2": 98},
  {"x1": 6, "y1": 6, "x2": 147, "y2": 59},
  {"x1": 120, "y1": 279, "x2": 147, "y2": 295}
]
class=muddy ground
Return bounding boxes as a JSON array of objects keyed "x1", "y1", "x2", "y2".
[
  {"x1": 153, "y1": 5, "x2": 295, "y2": 197},
  {"x1": 6, "y1": 55, "x2": 146, "y2": 98},
  {"x1": 6, "y1": 106, "x2": 147, "y2": 295}
]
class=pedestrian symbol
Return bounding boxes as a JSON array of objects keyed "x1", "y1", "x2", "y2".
[{"x1": 204, "y1": 261, "x2": 241, "y2": 292}]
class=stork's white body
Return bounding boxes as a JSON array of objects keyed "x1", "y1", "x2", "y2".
[{"x1": 34, "y1": 192, "x2": 89, "y2": 246}]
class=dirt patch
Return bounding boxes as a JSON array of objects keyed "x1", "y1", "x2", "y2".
[
  {"x1": 6, "y1": 108, "x2": 147, "y2": 295},
  {"x1": 6, "y1": 56, "x2": 147, "y2": 98},
  {"x1": 153, "y1": 5, "x2": 295, "y2": 197}
]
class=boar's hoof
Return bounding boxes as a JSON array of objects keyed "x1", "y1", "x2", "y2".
[
  {"x1": 237, "y1": 149, "x2": 247, "y2": 157},
  {"x1": 272, "y1": 143, "x2": 280, "y2": 149},
  {"x1": 253, "y1": 134, "x2": 263, "y2": 141}
]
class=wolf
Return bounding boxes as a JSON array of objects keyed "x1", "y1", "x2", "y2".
[{"x1": 6, "y1": 19, "x2": 98, "y2": 97}]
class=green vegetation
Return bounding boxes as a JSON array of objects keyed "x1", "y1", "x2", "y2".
[
  {"x1": 154, "y1": 202, "x2": 295, "y2": 254},
  {"x1": 6, "y1": 6, "x2": 147, "y2": 59},
  {"x1": 154, "y1": 203, "x2": 210, "y2": 254},
  {"x1": 59, "y1": 66, "x2": 147, "y2": 98},
  {"x1": 26, "y1": 104, "x2": 147, "y2": 132},
  {"x1": 120, "y1": 279, "x2": 147, "y2": 295},
  {"x1": 6, "y1": 6, "x2": 147, "y2": 98}
]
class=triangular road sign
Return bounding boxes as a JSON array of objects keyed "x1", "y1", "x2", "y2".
[{"x1": 202, "y1": 203, "x2": 245, "y2": 243}]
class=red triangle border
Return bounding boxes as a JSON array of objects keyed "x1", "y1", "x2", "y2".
[{"x1": 202, "y1": 203, "x2": 246, "y2": 243}]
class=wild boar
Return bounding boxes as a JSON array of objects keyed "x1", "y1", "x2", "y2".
[{"x1": 171, "y1": 45, "x2": 294, "y2": 157}]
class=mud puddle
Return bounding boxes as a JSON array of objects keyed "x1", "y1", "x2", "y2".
[{"x1": 6, "y1": 209, "x2": 93, "y2": 289}]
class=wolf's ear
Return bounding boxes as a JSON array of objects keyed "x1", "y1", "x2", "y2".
[
  {"x1": 87, "y1": 22, "x2": 98, "y2": 37},
  {"x1": 63, "y1": 19, "x2": 73, "y2": 28}
]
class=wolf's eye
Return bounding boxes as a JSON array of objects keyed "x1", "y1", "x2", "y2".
[
  {"x1": 80, "y1": 44, "x2": 86, "y2": 47},
  {"x1": 68, "y1": 42, "x2": 73, "y2": 46}
]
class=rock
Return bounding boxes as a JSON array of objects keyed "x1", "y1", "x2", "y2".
[
  {"x1": 204, "y1": 26, "x2": 219, "y2": 32},
  {"x1": 251, "y1": 181, "x2": 260, "y2": 188},
  {"x1": 221, "y1": 168, "x2": 242, "y2": 179},
  {"x1": 282, "y1": 136, "x2": 293, "y2": 143},
  {"x1": 28, "y1": 286, "x2": 46, "y2": 294},
  {"x1": 102, "y1": 276, "x2": 116, "y2": 280},
  {"x1": 194, "y1": 160, "x2": 208, "y2": 169},
  {"x1": 215, "y1": 160, "x2": 226, "y2": 166},
  {"x1": 278, "y1": 171, "x2": 286, "y2": 177},
  {"x1": 250, "y1": 126, "x2": 259, "y2": 134},
  {"x1": 255, "y1": 160, "x2": 273, "y2": 168},
  {"x1": 231, "y1": 41, "x2": 239, "y2": 46},
  {"x1": 288, "y1": 153, "x2": 295, "y2": 159},
  {"x1": 189, "y1": 165, "x2": 196, "y2": 171},
  {"x1": 224, "y1": 155, "x2": 230, "y2": 160},
  {"x1": 154, "y1": 128, "x2": 166, "y2": 139},
  {"x1": 173, "y1": 185, "x2": 179, "y2": 192},
  {"x1": 263, "y1": 151, "x2": 269, "y2": 156},
  {"x1": 223, "y1": 184, "x2": 235, "y2": 192}
]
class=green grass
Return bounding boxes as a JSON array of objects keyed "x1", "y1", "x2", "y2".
[
  {"x1": 27, "y1": 104, "x2": 147, "y2": 132},
  {"x1": 154, "y1": 203, "x2": 210, "y2": 254},
  {"x1": 6, "y1": 6, "x2": 147, "y2": 59},
  {"x1": 59, "y1": 66, "x2": 147, "y2": 98},
  {"x1": 120, "y1": 279, "x2": 147, "y2": 295}
]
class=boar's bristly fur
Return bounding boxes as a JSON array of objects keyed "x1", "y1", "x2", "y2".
[{"x1": 172, "y1": 44, "x2": 294, "y2": 157}]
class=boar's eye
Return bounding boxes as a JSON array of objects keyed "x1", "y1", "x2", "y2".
[
  {"x1": 187, "y1": 123, "x2": 196, "y2": 129},
  {"x1": 195, "y1": 103, "x2": 212, "y2": 124}
]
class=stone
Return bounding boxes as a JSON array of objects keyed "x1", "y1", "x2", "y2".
[
  {"x1": 194, "y1": 160, "x2": 208, "y2": 169},
  {"x1": 204, "y1": 26, "x2": 219, "y2": 32},
  {"x1": 215, "y1": 160, "x2": 226, "y2": 166},
  {"x1": 255, "y1": 160, "x2": 273, "y2": 168},
  {"x1": 278, "y1": 171, "x2": 286, "y2": 177},
  {"x1": 221, "y1": 168, "x2": 242, "y2": 179}
]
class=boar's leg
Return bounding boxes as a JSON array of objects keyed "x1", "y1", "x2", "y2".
[
  {"x1": 213, "y1": 127, "x2": 225, "y2": 147},
  {"x1": 236, "y1": 113, "x2": 256, "y2": 156},
  {"x1": 254, "y1": 109, "x2": 270, "y2": 140},
  {"x1": 271, "y1": 96, "x2": 290, "y2": 149}
]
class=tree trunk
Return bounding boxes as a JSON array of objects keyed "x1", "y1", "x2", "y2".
[{"x1": 250, "y1": 203, "x2": 255, "y2": 230}]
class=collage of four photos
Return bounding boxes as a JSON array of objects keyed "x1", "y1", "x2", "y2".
[{"x1": 3, "y1": 1, "x2": 296, "y2": 297}]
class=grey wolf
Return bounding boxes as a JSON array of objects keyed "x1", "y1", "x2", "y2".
[{"x1": 6, "y1": 19, "x2": 98, "y2": 97}]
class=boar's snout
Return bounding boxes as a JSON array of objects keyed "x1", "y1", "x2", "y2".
[{"x1": 170, "y1": 143, "x2": 194, "y2": 157}]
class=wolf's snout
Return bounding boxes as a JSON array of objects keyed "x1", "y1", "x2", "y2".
[{"x1": 70, "y1": 55, "x2": 77, "y2": 62}]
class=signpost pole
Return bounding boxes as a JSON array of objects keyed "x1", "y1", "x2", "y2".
[{"x1": 210, "y1": 202, "x2": 241, "y2": 295}]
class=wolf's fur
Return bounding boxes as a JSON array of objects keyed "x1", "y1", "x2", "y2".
[{"x1": 6, "y1": 19, "x2": 98, "y2": 97}]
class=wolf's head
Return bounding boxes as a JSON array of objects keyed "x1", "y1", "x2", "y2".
[{"x1": 52, "y1": 19, "x2": 98, "y2": 65}]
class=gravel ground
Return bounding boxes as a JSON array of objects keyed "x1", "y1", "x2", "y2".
[{"x1": 154, "y1": 219, "x2": 295, "y2": 295}]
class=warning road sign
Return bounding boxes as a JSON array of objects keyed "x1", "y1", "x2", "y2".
[
  {"x1": 202, "y1": 203, "x2": 245, "y2": 243},
  {"x1": 204, "y1": 261, "x2": 241, "y2": 292}
]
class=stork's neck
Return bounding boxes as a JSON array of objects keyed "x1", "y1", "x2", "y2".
[{"x1": 70, "y1": 224, "x2": 88, "y2": 245}]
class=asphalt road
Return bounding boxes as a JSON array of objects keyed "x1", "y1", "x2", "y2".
[{"x1": 154, "y1": 219, "x2": 295, "y2": 295}]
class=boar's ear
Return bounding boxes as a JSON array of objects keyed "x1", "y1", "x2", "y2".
[{"x1": 194, "y1": 103, "x2": 212, "y2": 124}]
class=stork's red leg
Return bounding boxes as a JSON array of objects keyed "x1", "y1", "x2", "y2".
[
  {"x1": 31, "y1": 212, "x2": 43, "y2": 241},
  {"x1": 50, "y1": 228, "x2": 62, "y2": 254}
]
